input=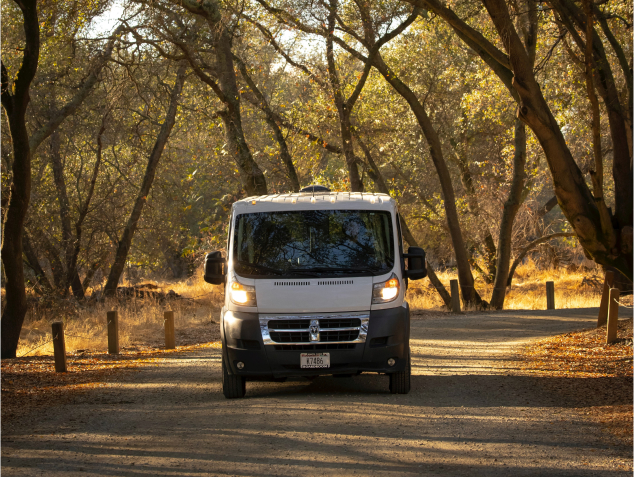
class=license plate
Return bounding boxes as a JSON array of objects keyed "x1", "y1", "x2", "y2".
[{"x1": 300, "y1": 353, "x2": 330, "y2": 369}]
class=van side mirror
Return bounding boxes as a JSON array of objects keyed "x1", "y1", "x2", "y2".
[
  {"x1": 204, "y1": 251, "x2": 226, "y2": 285},
  {"x1": 403, "y1": 247, "x2": 427, "y2": 280}
]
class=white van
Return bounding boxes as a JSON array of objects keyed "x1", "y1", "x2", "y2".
[{"x1": 204, "y1": 186, "x2": 426, "y2": 398}]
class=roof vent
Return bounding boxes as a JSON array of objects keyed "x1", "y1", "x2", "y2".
[{"x1": 300, "y1": 184, "x2": 331, "y2": 193}]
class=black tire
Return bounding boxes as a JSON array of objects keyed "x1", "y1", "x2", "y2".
[
  {"x1": 389, "y1": 348, "x2": 411, "y2": 394},
  {"x1": 222, "y1": 354, "x2": 246, "y2": 399}
]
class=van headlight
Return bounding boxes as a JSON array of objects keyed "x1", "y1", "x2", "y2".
[
  {"x1": 372, "y1": 274, "x2": 400, "y2": 304},
  {"x1": 230, "y1": 280, "x2": 257, "y2": 306}
]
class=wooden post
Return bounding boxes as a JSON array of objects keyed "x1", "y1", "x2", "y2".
[
  {"x1": 546, "y1": 281, "x2": 555, "y2": 310},
  {"x1": 606, "y1": 287, "x2": 620, "y2": 344},
  {"x1": 107, "y1": 310, "x2": 119, "y2": 354},
  {"x1": 450, "y1": 279, "x2": 461, "y2": 313},
  {"x1": 164, "y1": 310, "x2": 175, "y2": 349},
  {"x1": 597, "y1": 270, "x2": 615, "y2": 327},
  {"x1": 51, "y1": 322, "x2": 67, "y2": 373}
]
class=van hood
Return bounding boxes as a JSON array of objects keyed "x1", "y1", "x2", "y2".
[{"x1": 254, "y1": 277, "x2": 373, "y2": 313}]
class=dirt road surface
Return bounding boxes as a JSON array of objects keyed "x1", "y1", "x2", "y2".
[{"x1": 2, "y1": 307, "x2": 632, "y2": 476}]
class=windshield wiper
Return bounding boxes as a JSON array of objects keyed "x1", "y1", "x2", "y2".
[
  {"x1": 284, "y1": 270, "x2": 320, "y2": 278},
  {"x1": 295, "y1": 267, "x2": 383, "y2": 275},
  {"x1": 236, "y1": 261, "x2": 284, "y2": 275}
]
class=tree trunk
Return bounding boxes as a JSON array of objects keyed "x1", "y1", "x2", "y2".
[
  {"x1": 451, "y1": 147, "x2": 497, "y2": 282},
  {"x1": 215, "y1": 34, "x2": 267, "y2": 196},
  {"x1": 489, "y1": 2, "x2": 535, "y2": 309},
  {"x1": 413, "y1": 0, "x2": 632, "y2": 280},
  {"x1": 399, "y1": 217, "x2": 452, "y2": 308},
  {"x1": 326, "y1": 1, "x2": 363, "y2": 192},
  {"x1": 28, "y1": 25, "x2": 123, "y2": 155},
  {"x1": 49, "y1": 129, "x2": 74, "y2": 296},
  {"x1": 22, "y1": 230, "x2": 53, "y2": 294},
  {"x1": 550, "y1": 0, "x2": 632, "y2": 234},
  {"x1": 103, "y1": 65, "x2": 186, "y2": 296},
  {"x1": 236, "y1": 57, "x2": 300, "y2": 192},
  {"x1": 482, "y1": 0, "x2": 631, "y2": 281},
  {"x1": 490, "y1": 120, "x2": 528, "y2": 308},
  {"x1": 507, "y1": 233, "x2": 576, "y2": 286},
  {"x1": 0, "y1": 0, "x2": 40, "y2": 359},
  {"x1": 356, "y1": 132, "x2": 452, "y2": 307},
  {"x1": 536, "y1": 196, "x2": 558, "y2": 218},
  {"x1": 370, "y1": 52, "x2": 479, "y2": 305}
]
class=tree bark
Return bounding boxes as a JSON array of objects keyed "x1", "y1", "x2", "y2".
[
  {"x1": 325, "y1": 0, "x2": 364, "y2": 192},
  {"x1": 536, "y1": 196, "x2": 558, "y2": 219},
  {"x1": 411, "y1": 0, "x2": 632, "y2": 281},
  {"x1": 235, "y1": 56, "x2": 300, "y2": 192},
  {"x1": 490, "y1": 120, "x2": 528, "y2": 308},
  {"x1": 369, "y1": 52, "x2": 479, "y2": 305},
  {"x1": 355, "y1": 132, "x2": 452, "y2": 307},
  {"x1": 481, "y1": 0, "x2": 631, "y2": 280},
  {"x1": 22, "y1": 230, "x2": 53, "y2": 294},
  {"x1": 176, "y1": 0, "x2": 267, "y2": 196},
  {"x1": 0, "y1": 0, "x2": 40, "y2": 359},
  {"x1": 489, "y1": 1, "x2": 535, "y2": 309},
  {"x1": 450, "y1": 146, "x2": 497, "y2": 282},
  {"x1": 399, "y1": 216, "x2": 452, "y2": 308},
  {"x1": 49, "y1": 129, "x2": 75, "y2": 296},
  {"x1": 103, "y1": 65, "x2": 186, "y2": 296},
  {"x1": 549, "y1": 0, "x2": 632, "y2": 232}
]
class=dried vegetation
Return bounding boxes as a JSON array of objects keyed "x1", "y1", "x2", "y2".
[
  {"x1": 407, "y1": 260, "x2": 604, "y2": 311},
  {"x1": 519, "y1": 307, "x2": 633, "y2": 449}
]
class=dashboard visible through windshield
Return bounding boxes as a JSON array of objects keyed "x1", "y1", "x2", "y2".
[{"x1": 233, "y1": 210, "x2": 394, "y2": 278}]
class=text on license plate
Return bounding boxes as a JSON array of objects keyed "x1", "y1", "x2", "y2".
[{"x1": 300, "y1": 353, "x2": 330, "y2": 369}]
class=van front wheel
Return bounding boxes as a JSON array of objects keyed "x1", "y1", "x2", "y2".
[
  {"x1": 222, "y1": 354, "x2": 246, "y2": 399},
  {"x1": 388, "y1": 348, "x2": 411, "y2": 394}
]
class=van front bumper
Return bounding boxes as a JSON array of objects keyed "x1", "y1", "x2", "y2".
[{"x1": 221, "y1": 305, "x2": 410, "y2": 378}]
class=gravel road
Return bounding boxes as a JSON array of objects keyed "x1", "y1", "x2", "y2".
[{"x1": 2, "y1": 307, "x2": 632, "y2": 476}]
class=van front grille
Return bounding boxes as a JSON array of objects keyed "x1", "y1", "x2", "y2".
[{"x1": 260, "y1": 313, "x2": 369, "y2": 346}]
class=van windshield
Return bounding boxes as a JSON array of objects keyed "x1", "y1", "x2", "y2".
[{"x1": 233, "y1": 210, "x2": 394, "y2": 277}]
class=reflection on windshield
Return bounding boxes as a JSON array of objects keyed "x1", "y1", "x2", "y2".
[{"x1": 233, "y1": 210, "x2": 394, "y2": 277}]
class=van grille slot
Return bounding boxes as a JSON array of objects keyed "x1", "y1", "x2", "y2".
[
  {"x1": 274, "y1": 344, "x2": 356, "y2": 351},
  {"x1": 269, "y1": 331, "x2": 310, "y2": 343},
  {"x1": 317, "y1": 280, "x2": 353, "y2": 285},
  {"x1": 268, "y1": 320, "x2": 310, "y2": 330},
  {"x1": 274, "y1": 281, "x2": 310, "y2": 286},
  {"x1": 320, "y1": 330, "x2": 359, "y2": 342},
  {"x1": 319, "y1": 318, "x2": 361, "y2": 328}
]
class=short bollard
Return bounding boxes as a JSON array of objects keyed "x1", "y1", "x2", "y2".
[
  {"x1": 450, "y1": 279, "x2": 461, "y2": 313},
  {"x1": 597, "y1": 271, "x2": 614, "y2": 327},
  {"x1": 107, "y1": 310, "x2": 119, "y2": 354},
  {"x1": 51, "y1": 321, "x2": 67, "y2": 373},
  {"x1": 606, "y1": 287, "x2": 620, "y2": 344},
  {"x1": 546, "y1": 281, "x2": 555, "y2": 310},
  {"x1": 164, "y1": 311, "x2": 175, "y2": 350}
]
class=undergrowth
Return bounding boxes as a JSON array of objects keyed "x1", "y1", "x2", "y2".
[
  {"x1": 14, "y1": 260, "x2": 610, "y2": 356},
  {"x1": 407, "y1": 259, "x2": 606, "y2": 312}
]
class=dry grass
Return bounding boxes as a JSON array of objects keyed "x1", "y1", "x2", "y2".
[
  {"x1": 407, "y1": 259, "x2": 605, "y2": 312},
  {"x1": 13, "y1": 261, "x2": 613, "y2": 356},
  {"x1": 17, "y1": 269, "x2": 223, "y2": 358}
]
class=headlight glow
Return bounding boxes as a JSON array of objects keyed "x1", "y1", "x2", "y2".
[
  {"x1": 230, "y1": 280, "x2": 256, "y2": 306},
  {"x1": 372, "y1": 274, "x2": 400, "y2": 304}
]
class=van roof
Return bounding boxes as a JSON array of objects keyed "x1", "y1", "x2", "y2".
[{"x1": 233, "y1": 192, "x2": 396, "y2": 213}]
